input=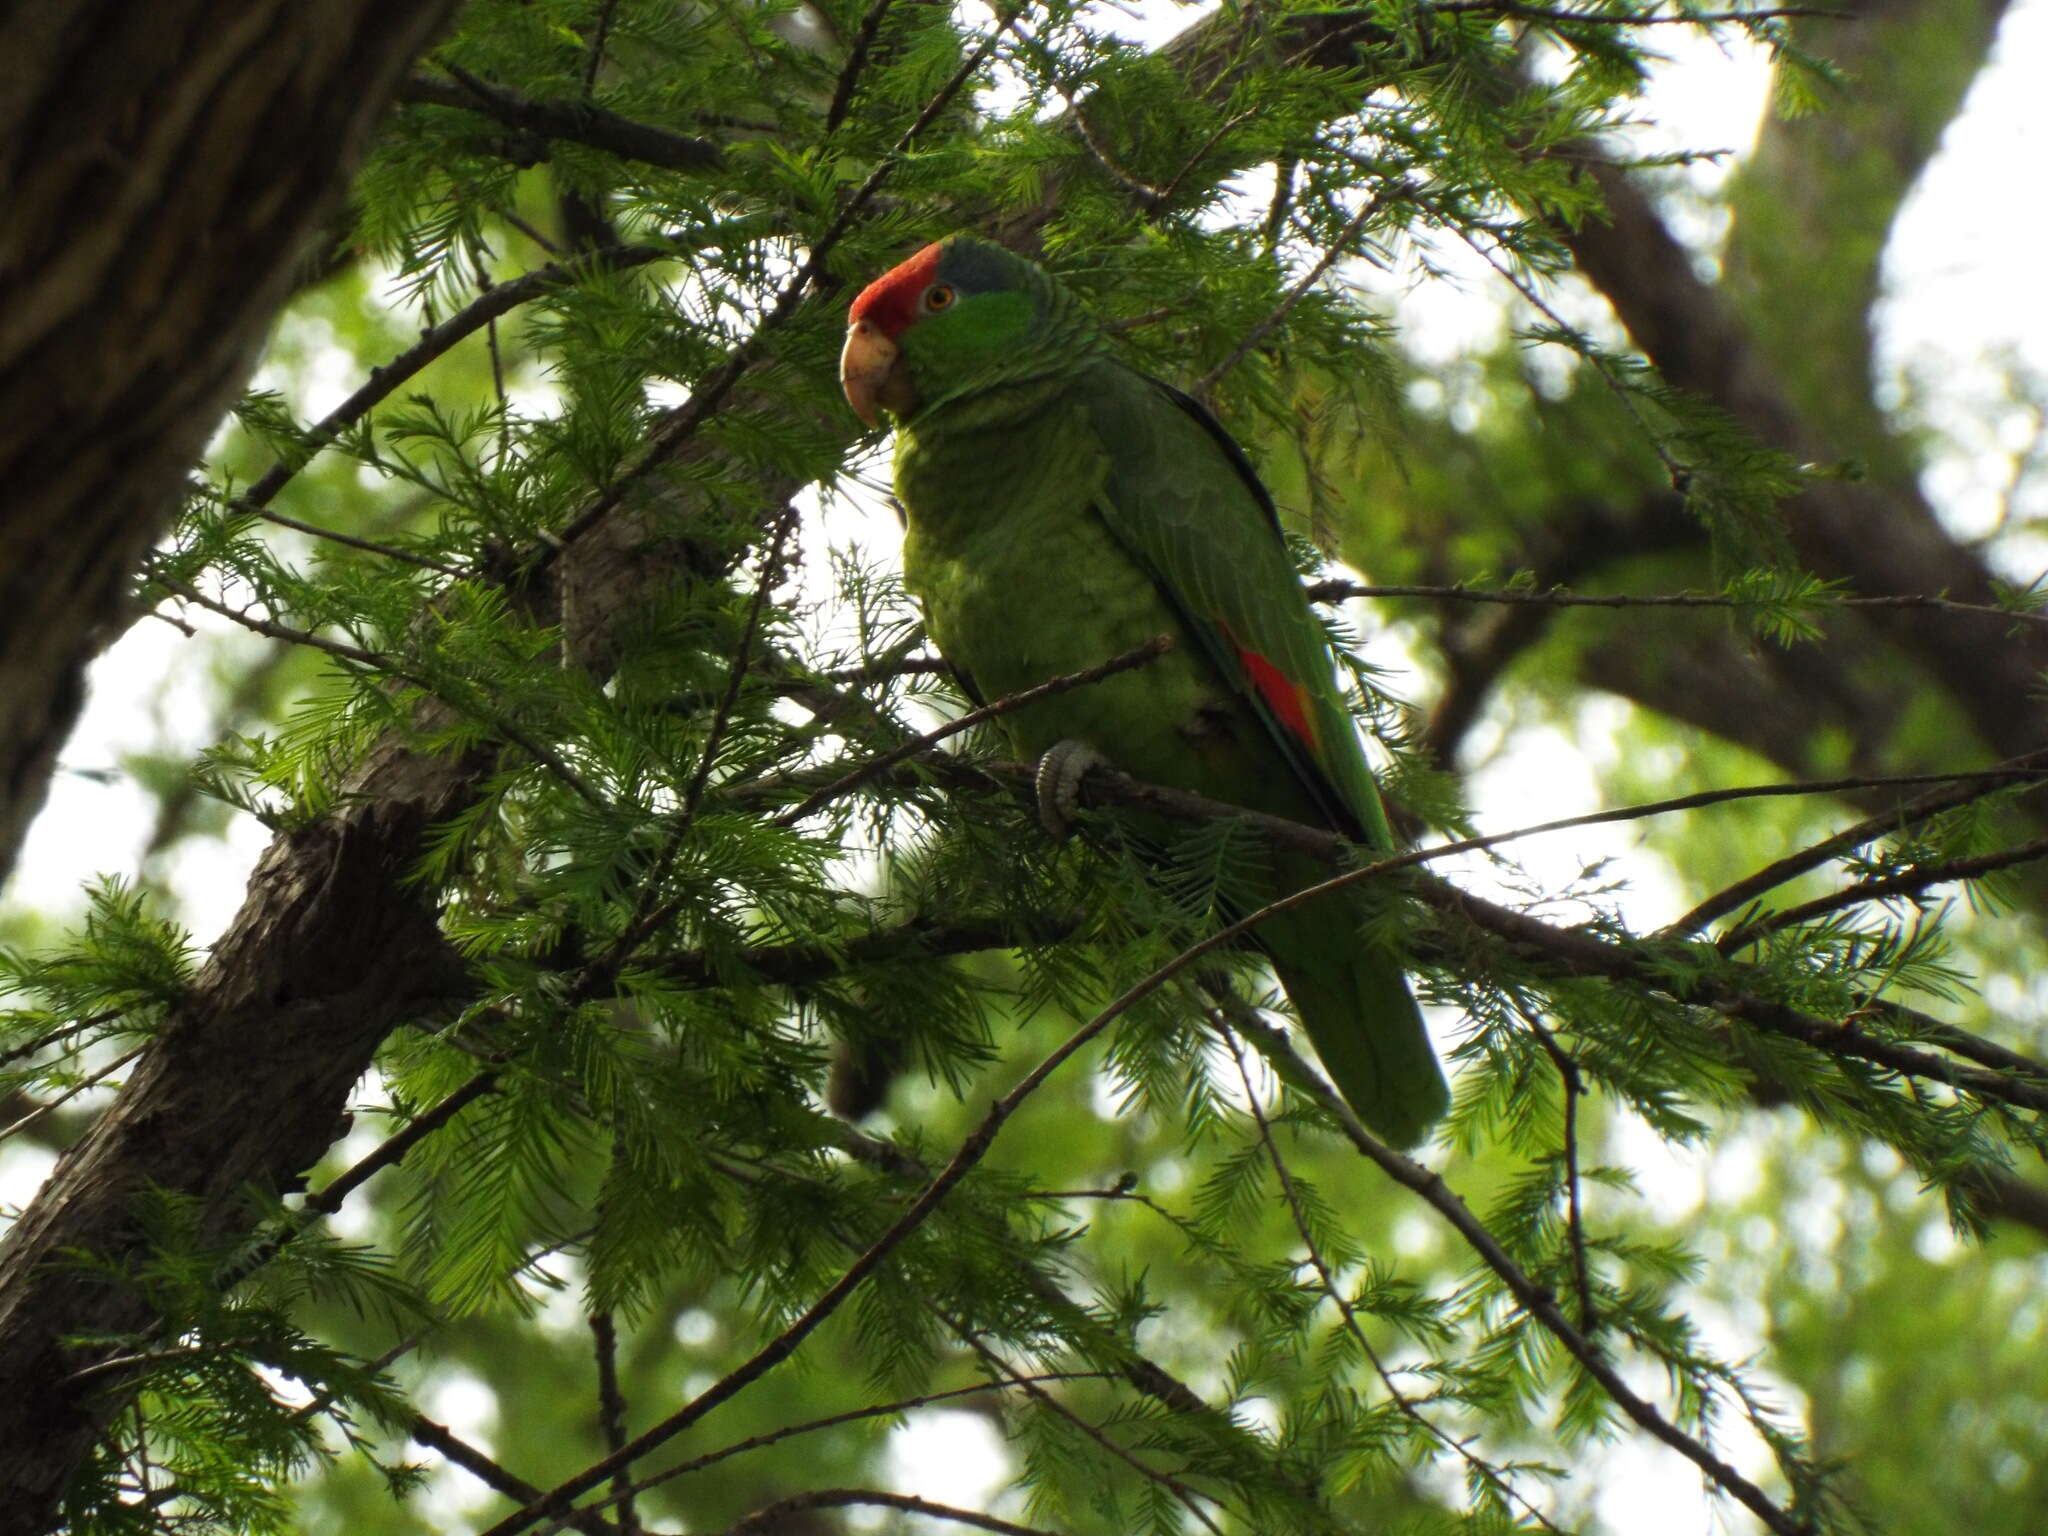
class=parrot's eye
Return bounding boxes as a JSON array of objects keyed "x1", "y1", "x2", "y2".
[{"x1": 924, "y1": 284, "x2": 956, "y2": 312}]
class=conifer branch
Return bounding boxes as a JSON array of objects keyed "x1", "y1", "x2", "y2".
[
  {"x1": 1717, "y1": 834, "x2": 2048, "y2": 954},
  {"x1": 0, "y1": 1011, "x2": 121, "y2": 1072},
  {"x1": 1518, "y1": 1002, "x2": 1598, "y2": 1333},
  {"x1": 152, "y1": 575, "x2": 388, "y2": 670},
  {"x1": 1036, "y1": 763, "x2": 2048, "y2": 1109},
  {"x1": 481, "y1": 836, "x2": 1218, "y2": 1536},
  {"x1": 242, "y1": 506, "x2": 465, "y2": 577},
  {"x1": 151, "y1": 575, "x2": 604, "y2": 806},
  {"x1": 1214, "y1": 1013, "x2": 1567, "y2": 1534},
  {"x1": 237, "y1": 243, "x2": 671, "y2": 517},
  {"x1": 1429, "y1": 880, "x2": 2048, "y2": 1115},
  {"x1": 547, "y1": 2, "x2": 1026, "y2": 559},
  {"x1": 947, "y1": 1328, "x2": 1229, "y2": 1536},
  {"x1": 217, "y1": 1072, "x2": 500, "y2": 1293},
  {"x1": 1194, "y1": 189, "x2": 1394, "y2": 401},
  {"x1": 823, "y1": 0, "x2": 899, "y2": 135},
  {"x1": 0, "y1": 1046, "x2": 145, "y2": 1149},
  {"x1": 1215, "y1": 1007, "x2": 1808, "y2": 1536},
  {"x1": 1430, "y1": 1, "x2": 1844, "y2": 23}
]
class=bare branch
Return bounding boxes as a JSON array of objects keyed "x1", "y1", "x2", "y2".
[
  {"x1": 555, "y1": 1373, "x2": 1117, "y2": 1529},
  {"x1": 412, "y1": 1415, "x2": 624, "y2": 1536},
  {"x1": 722, "y1": 1489, "x2": 1066, "y2": 1536},
  {"x1": 403, "y1": 70, "x2": 724, "y2": 171},
  {"x1": 587, "y1": 1311, "x2": 640, "y2": 1536}
]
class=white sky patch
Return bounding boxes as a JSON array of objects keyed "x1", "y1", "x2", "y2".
[
  {"x1": 1877, "y1": 0, "x2": 2048, "y2": 563},
  {"x1": 884, "y1": 1407, "x2": 1011, "y2": 1509}
]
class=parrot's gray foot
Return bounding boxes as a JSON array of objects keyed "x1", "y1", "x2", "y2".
[{"x1": 1034, "y1": 740, "x2": 1109, "y2": 840}]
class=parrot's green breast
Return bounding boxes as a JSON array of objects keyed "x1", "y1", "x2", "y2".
[{"x1": 894, "y1": 377, "x2": 1301, "y2": 814}]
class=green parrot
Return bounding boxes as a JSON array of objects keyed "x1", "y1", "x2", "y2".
[{"x1": 839, "y1": 235, "x2": 1449, "y2": 1147}]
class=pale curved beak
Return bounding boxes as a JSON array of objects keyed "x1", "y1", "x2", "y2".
[{"x1": 839, "y1": 318, "x2": 913, "y2": 428}]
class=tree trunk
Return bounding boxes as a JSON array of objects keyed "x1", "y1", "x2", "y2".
[{"x1": 0, "y1": 0, "x2": 458, "y2": 889}]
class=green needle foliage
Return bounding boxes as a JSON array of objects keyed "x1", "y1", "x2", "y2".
[{"x1": 4, "y1": 2, "x2": 2047, "y2": 1534}]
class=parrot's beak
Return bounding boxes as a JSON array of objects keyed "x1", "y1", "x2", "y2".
[{"x1": 840, "y1": 318, "x2": 914, "y2": 428}]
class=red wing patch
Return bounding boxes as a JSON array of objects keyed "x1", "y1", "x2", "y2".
[{"x1": 1219, "y1": 624, "x2": 1318, "y2": 753}]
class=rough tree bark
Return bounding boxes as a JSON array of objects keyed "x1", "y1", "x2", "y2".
[
  {"x1": 0, "y1": 1, "x2": 459, "y2": 888},
  {"x1": 0, "y1": 2, "x2": 463, "y2": 1523}
]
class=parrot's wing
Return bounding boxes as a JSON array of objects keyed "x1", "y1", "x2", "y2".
[{"x1": 1078, "y1": 361, "x2": 1396, "y2": 851}]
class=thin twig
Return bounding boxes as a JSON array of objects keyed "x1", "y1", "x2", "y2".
[
  {"x1": 0, "y1": 1046, "x2": 145, "y2": 1147},
  {"x1": 1003, "y1": 16, "x2": 1167, "y2": 211},
  {"x1": 0, "y1": 1011, "x2": 119, "y2": 1072},
  {"x1": 681, "y1": 507, "x2": 795, "y2": 823},
  {"x1": 951, "y1": 1326, "x2": 1227, "y2": 1536},
  {"x1": 772, "y1": 635, "x2": 1174, "y2": 827},
  {"x1": 1717, "y1": 835, "x2": 2048, "y2": 954},
  {"x1": 1665, "y1": 748, "x2": 2048, "y2": 937},
  {"x1": 547, "y1": 1374, "x2": 1116, "y2": 1532},
  {"x1": 721, "y1": 1489, "x2": 1065, "y2": 1536},
  {"x1": 242, "y1": 506, "x2": 464, "y2": 577},
  {"x1": 588, "y1": 1311, "x2": 640, "y2": 1536},
  {"x1": 1195, "y1": 189, "x2": 1392, "y2": 399},
  {"x1": 413, "y1": 1415, "x2": 623, "y2": 1536},
  {"x1": 1518, "y1": 1003, "x2": 1597, "y2": 1333},
  {"x1": 1310, "y1": 576, "x2": 2048, "y2": 631}
]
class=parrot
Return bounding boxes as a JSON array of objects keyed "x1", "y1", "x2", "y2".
[{"x1": 838, "y1": 234, "x2": 1449, "y2": 1147}]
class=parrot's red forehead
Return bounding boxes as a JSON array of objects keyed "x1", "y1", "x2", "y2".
[{"x1": 848, "y1": 242, "x2": 943, "y2": 336}]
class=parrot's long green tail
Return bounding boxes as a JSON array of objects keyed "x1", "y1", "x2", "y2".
[{"x1": 1268, "y1": 918, "x2": 1448, "y2": 1149}]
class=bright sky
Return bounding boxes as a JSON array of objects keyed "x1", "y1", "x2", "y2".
[{"x1": 7, "y1": 1, "x2": 2048, "y2": 1527}]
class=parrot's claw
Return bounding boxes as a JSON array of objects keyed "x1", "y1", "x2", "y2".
[{"x1": 1034, "y1": 740, "x2": 1109, "y2": 841}]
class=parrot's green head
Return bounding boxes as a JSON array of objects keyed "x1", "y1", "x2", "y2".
[{"x1": 840, "y1": 235, "x2": 1100, "y2": 428}]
